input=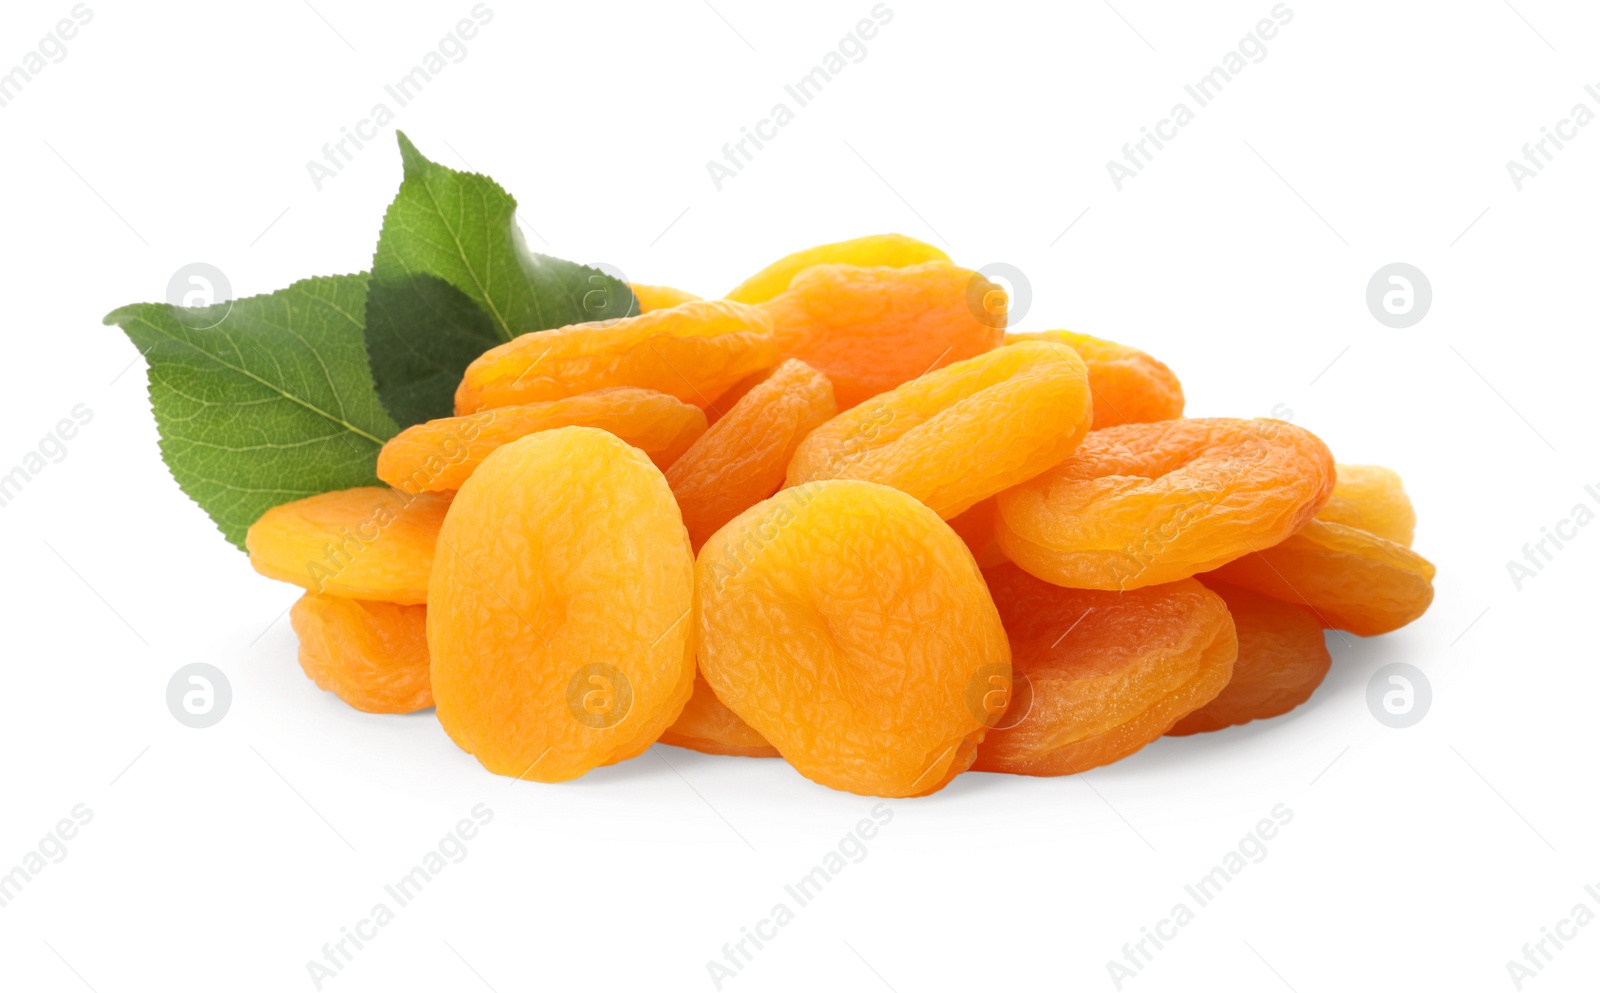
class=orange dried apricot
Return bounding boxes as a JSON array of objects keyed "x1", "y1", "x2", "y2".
[
  {"x1": 454, "y1": 300, "x2": 775, "y2": 414},
  {"x1": 759, "y1": 262, "x2": 1005, "y2": 410},
  {"x1": 785, "y1": 341, "x2": 1092, "y2": 519},
  {"x1": 947, "y1": 497, "x2": 1006, "y2": 568},
  {"x1": 696, "y1": 480, "x2": 1009, "y2": 797},
  {"x1": 658, "y1": 673, "x2": 780, "y2": 758},
  {"x1": 1167, "y1": 582, "x2": 1330, "y2": 735},
  {"x1": 1204, "y1": 519, "x2": 1435, "y2": 636},
  {"x1": 1317, "y1": 463, "x2": 1416, "y2": 546},
  {"x1": 1004, "y1": 330, "x2": 1184, "y2": 429},
  {"x1": 378, "y1": 387, "x2": 705, "y2": 493},
  {"x1": 666, "y1": 359, "x2": 836, "y2": 551},
  {"x1": 972, "y1": 565, "x2": 1236, "y2": 775},
  {"x1": 630, "y1": 283, "x2": 701, "y2": 313},
  {"x1": 725, "y1": 233, "x2": 950, "y2": 304},
  {"x1": 247, "y1": 488, "x2": 450, "y2": 605},
  {"x1": 996, "y1": 418, "x2": 1335, "y2": 590},
  {"x1": 289, "y1": 593, "x2": 432, "y2": 714},
  {"x1": 428, "y1": 427, "x2": 695, "y2": 781}
]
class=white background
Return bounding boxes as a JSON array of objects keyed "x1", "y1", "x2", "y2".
[{"x1": 1, "y1": 1, "x2": 1596, "y2": 990}]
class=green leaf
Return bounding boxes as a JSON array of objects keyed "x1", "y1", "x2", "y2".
[
  {"x1": 105, "y1": 274, "x2": 399, "y2": 551},
  {"x1": 364, "y1": 132, "x2": 639, "y2": 427}
]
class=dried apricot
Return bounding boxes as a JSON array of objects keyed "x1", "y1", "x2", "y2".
[
  {"x1": 454, "y1": 300, "x2": 775, "y2": 414},
  {"x1": 378, "y1": 387, "x2": 706, "y2": 493},
  {"x1": 697, "y1": 480, "x2": 1009, "y2": 797},
  {"x1": 759, "y1": 262, "x2": 1004, "y2": 410},
  {"x1": 725, "y1": 233, "x2": 950, "y2": 304},
  {"x1": 1316, "y1": 463, "x2": 1416, "y2": 546},
  {"x1": 1204, "y1": 519, "x2": 1435, "y2": 636},
  {"x1": 289, "y1": 593, "x2": 432, "y2": 714},
  {"x1": 630, "y1": 283, "x2": 701, "y2": 313},
  {"x1": 247, "y1": 488, "x2": 450, "y2": 605},
  {"x1": 972, "y1": 565, "x2": 1236, "y2": 775},
  {"x1": 428, "y1": 427, "x2": 695, "y2": 781},
  {"x1": 658, "y1": 673, "x2": 780, "y2": 758},
  {"x1": 1004, "y1": 330, "x2": 1184, "y2": 429},
  {"x1": 1166, "y1": 582, "x2": 1330, "y2": 735},
  {"x1": 996, "y1": 418, "x2": 1335, "y2": 590},
  {"x1": 667, "y1": 359, "x2": 836, "y2": 551},
  {"x1": 948, "y1": 497, "x2": 1006, "y2": 567},
  {"x1": 786, "y1": 341, "x2": 1092, "y2": 519}
]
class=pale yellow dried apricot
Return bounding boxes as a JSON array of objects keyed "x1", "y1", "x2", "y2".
[
  {"x1": 290, "y1": 593, "x2": 432, "y2": 714},
  {"x1": 725, "y1": 233, "x2": 949, "y2": 304},
  {"x1": 1317, "y1": 463, "x2": 1416, "y2": 546},
  {"x1": 630, "y1": 283, "x2": 701, "y2": 313}
]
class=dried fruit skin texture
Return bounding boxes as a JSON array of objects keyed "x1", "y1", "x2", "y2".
[
  {"x1": 667, "y1": 359, "x2": 837, "y2": 551},
  {"x1": 725, "y1": 233, "x2": 950, "y2": 305},
  {"x1": 247, "y1": 488, "x2": 450, "y2": 605},
  {"x1": 454, "y1": 300, "x2": 776, "y2": 414},
  {"x1": 378, "y1": 388, "x2": 706, "y2": 493},
  {"x1": 786, "y1": 341, "x2": 1093, "y2": 519},
  {"x1": 659, "y1": 673, "x2": 780, "y2": 758},
  {"x1": 996, "y1": 418, "x2": 1336, "y2": 590},
  {"x1": 428, "y1": 427, "x2": 695, "y2": 782},
  {"x1": 696, "y1": 480, "x2": 1009, "y2": 797},
  {"x1": 759, "y1": 262, "x2": 1005, "y2": 410},
  {"x1": 290, "y1": 594, "x2": 433, "y2": 714},
  {"x1": 630, "y1": 283, "x2": 701, "y2": 313},
  {"x1": 1204, "y1": 519, "x2": 1435, "y2": 637},
  {"x1": 1004, "y1": 330, "x2": 1184, "y2": 429},
  {"x1": 1317, "y1": 463, "x2": 1416, "y2": 546},
  {"x1": 1167, "y1": 582, "x2": 1330, "y2": 735},
  {"x1": 973, "y1": 565, "x2": 1236, "y2": 775}
]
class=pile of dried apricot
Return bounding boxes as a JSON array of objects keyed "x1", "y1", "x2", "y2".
[{"x1": 245, "y1": 234, "x2": 1436, "y2": 796}]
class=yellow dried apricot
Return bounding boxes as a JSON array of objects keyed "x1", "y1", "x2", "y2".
[
  {"x1": 973, "y1": 565, "x2": 1236, "y2": 776},
  {"x1": 1204, "y1": 519, "x2": 1435, "y2": 636},
  {"x1": 666, "y1": 359, "x2": 836, "y2": 551},
  {"x1": 1317, "y1": 463, "x2": 1416, "y2": 546},
  {"x1": 697, "y1": 480, "x2": 1009, "y2": 797},
  {"x1": 658, "y1": 673, "x2": 780, "y2": 758},
  {"x1": 378, "y1": 387, "x2": 706, "y2": 493},
  {"x1": 247, "y1": 488, "x2": 450, "y2": 605},
  {"x1": 725, "y1": 233, "x2": 950, "y2": 304},
  {"x1": 996, "y1": 418, "x2": 1335, "y2": 590},
  {"x1": 630, "y1": 283, "x2": 701, "y2": 313},
  {"x1": 454, "y1": 300, "x2": 775, "y2": 414},
  {"x1": 759, "y1": 262, "x2": 1004, "y2": 410},
  {"x1": 289, "y1": 593, "x2": 432, "y2": 714},
  {"x1": 1167, "y1": 582, "x2": 1330, "y2": 735},
  {"x1": 1004, "y1": 330, "x2": 1184, "y2": 429},
  {"x1": 428, "y1": 427, "x2": 695, "y2": 781},
  {"x1": 786, "y1": 341, "x2": 1092, "y2": 519}
]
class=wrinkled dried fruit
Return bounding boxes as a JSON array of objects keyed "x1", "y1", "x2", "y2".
[
  {"x1": 667, "y1": 359, "x2": 837, "y2": 551},
  {"x1": 996, "y1": 418, "x2": 1336, "y2": 590},
  {"x1": 247, "y1": 488, "x2": 450, "y2": 605},
  {"x1": 973, "y1": 565, "x2": 1236, "y2": 775},
  {"x1": 428, "y1": 427, "x2": 695, "y2": 781},
  {"x1": 630, "y1": 283, "x2": 702, "y2": 313},
  {"x1": 726, "y1": 233, "x2": 950, "y2": 305},
  {"x1": 454, "y1": 300, "x2": 775, "y2": 414},
  {"x1": 1317, "y1": 463, "x2": 1416, "y2": 546},
  {"x1": 1204, "y1": 519, "x2": 1435, "y2": 636},
  {"x1": 290, "y1": 593, "x2": 432, "y2": 714},
  {"x1": 1004, "y1": 330, "x2": 1184, "y2": 429},
  {"x1": 659, "y1": 673, "x2": 780, "y2": 758},
  {"x1": 697, "y1": 480, "x2": 1009, "y2": 797},
  {"x1": 786, "y1": 341, "x2": 1092, "y2": 519},
  {"x1": 948, "y1": 497, "x2": 1006, "y2": 568},
  {"x1": 378, "y1": 387, "x2": 706, "y2": 493},
  {"x1": 1167, "y1": 582, "x2": 1330, "y2": 735},
  {"x1": 759, "y1": 262, "x2": 1005, "y2": 410}
]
